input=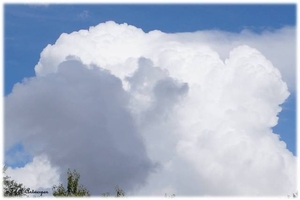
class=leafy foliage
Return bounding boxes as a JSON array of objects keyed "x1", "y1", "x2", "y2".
[
  {"x1": 115, "y1": 185, "x2": 125, "y2": 197},
  {"x1": 3, "y1": 166, "x2": 30, "y2": 197},
  {"x1": 165, "y1": 193, "x2": 176, "y2": 198},
  {"x1": 52, "y1": 169, "x2": 90, "y2": 197},
  {"x1": 101, "y1": 185, "x2": 125, "y2": 197},
  {"x1": 288, "y1": 191, "x2": 298, "y2": 198}
]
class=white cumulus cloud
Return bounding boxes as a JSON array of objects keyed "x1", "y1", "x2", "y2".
[
  {"x1": 6, "y1": 155, "x2": 59, "y2": 192},
  {"x1": 5, "y1": 21, "x2": 296, "y2": 196}
]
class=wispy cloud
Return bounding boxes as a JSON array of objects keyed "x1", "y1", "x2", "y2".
[
  {"x1": 26, "y1": 4, "x2": 50, "y2": 8},
  {"x1": 5, "y1": 6, "x2": 87, "y2": 23},
  {"x1": 77, "y1": 10, "x2": 89, "y2": 20}
]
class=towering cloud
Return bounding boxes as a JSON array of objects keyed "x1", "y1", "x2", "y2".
[
  {"x1": 5, "y1": 21, "x2": 296, "y2": 196},
  {"x1": 5, "y1": 57, "x2": 156, "y2": 195}
]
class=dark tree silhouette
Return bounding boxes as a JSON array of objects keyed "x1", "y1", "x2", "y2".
[
  {"x1": 3, "y1": 166, "x2": 30, "y2": 197},
  {"x1": 52, "y1": 169, "x2": 90, "y2": 197}
]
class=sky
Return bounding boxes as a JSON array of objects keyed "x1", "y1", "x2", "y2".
[{"x1": 3, "y1": 3, "x2": 297, "y2": 197}]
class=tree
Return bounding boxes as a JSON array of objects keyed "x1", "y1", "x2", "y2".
[
  {"x1": 288, "y1": 191, "x2": 298, "y2": 198},
  {"x1": 165, "y1": 193, "x2": 176, "y2": 198},
  {"x1": 101, "y1": 185, "x2": 125, "y2": 197},
  {"x1": 3, "y1": 166, "x2": 30, "y2": 197},
  {"x1": 115, "y1": 185, "x2": 125, "y2": 197},
  {"x1": 52, "y1": 169, "x2": 90, "y2": 197}
]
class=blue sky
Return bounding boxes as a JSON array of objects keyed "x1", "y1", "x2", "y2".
[{"x1": 4, "y1": 3, "x2": 296, "y2": 169}]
